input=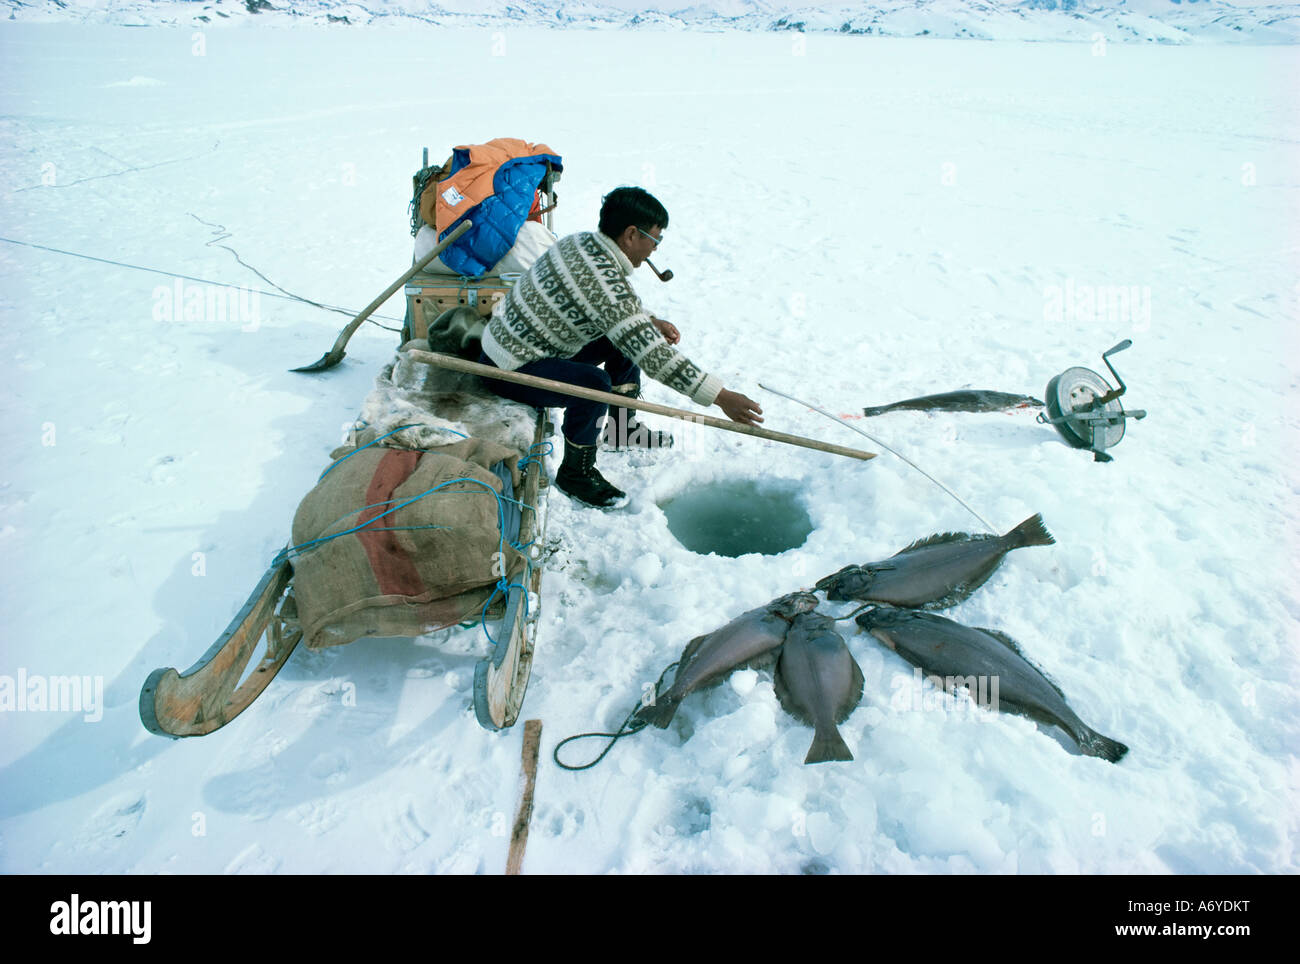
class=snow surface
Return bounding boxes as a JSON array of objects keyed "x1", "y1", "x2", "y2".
[{"x1": 0, "y1": 21, "x2": 1297, "y2": 874}]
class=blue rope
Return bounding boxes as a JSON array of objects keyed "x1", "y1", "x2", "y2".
[
  {"x1": 320, "y1": 423, "x2": 470, "y2": 481},
  {"x1": 474, "y1": 441, "x2": 557, "y2": 645},
  {"x1": 517, "y1": 439, "x2": 554, "y2": 473},
  {"x1": 282, "y1": 477, "x2": 503, "y2": 561}
]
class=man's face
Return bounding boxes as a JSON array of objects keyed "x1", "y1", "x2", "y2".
[{"x1": 620, "y1": 223, "x2": 663, "y2": 268}]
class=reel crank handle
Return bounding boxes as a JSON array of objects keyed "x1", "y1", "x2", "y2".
[{"x1": 1098, "y1": 339, "x2": 1134, "y2": 406}]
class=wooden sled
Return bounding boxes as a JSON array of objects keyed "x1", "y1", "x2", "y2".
[
  {"x1": 139, "y1": 413, "x2": 550, "y2": 739},
  {"x1": 141, "y1": 144, "x2": 557, "y2": 739}
]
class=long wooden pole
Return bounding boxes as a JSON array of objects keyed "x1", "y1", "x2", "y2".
[
  {"x1": 408, "y1": 349, "x2": 876, "y2": 462},
  {"x1": 506, "y1": 719, "x2": 543, "y2": 876}
]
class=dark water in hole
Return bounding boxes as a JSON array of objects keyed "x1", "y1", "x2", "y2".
[{"x1": 660, "y1": 479, "x2": 813, "y2": 557}]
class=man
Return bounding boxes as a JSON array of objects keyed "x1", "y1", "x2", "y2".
[{"x1": 478, "y1": 186, "x2": 763, "y2": 508}]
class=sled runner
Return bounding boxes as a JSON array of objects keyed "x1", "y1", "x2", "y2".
[{"x1": 139, "y1": 554, "x2": 299, "y2": 737}]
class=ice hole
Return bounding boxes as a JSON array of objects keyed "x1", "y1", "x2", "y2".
[{"x1": 660, "y1": 479, "x2": 813, "y2": 558}]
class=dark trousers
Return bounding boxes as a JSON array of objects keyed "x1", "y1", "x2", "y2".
[{"x1": 478, "y1": 338, "x2": 640, "y2": 446}]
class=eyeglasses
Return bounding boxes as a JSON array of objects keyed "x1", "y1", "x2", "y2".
[{"x1": 636, "y1": 227, "x2": 663, "y2": 247}]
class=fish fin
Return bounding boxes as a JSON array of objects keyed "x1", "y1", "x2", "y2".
[
  {"x1": 633, "y1": 694, "x2": 682, "y2": 730},
  {"x1": 892, "y1": 530, "x2": 998, "y2": 555},
  {"x1": 678, "y1": 633, "x2": 708, "y2": 670},
  {"x1": 834, "y1": 655, "x2": 866, "y2": 725},
  {"x1": 773, "y1": 656, "x2": 814, "y2": 727},
  {"x1": 805, "y1": 728, "x2": 854, "y2": 764},
  {"x1": 1077, "y1": 729, "x2": 1129, "y2": 764},
  {"x1": 976, "y1": 626, "x2": 1027, "y2": 657},
  {"x1": 974, "y1": 627, "x2": 1067, "y2": 699},
  {"x1": 916, "y1": 569, "x2": 1000, "y2": 610},
  {"x1": 1005, "y1": 513, "x2": 1055, "y2": 548}
]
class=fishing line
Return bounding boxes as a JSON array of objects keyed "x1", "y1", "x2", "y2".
[
  {"x1": 188, "y1": 212, "x2": 397, "y2": 326},
  {"x1": 760, "y1": 383, "x2": 997, "y2": 533},
  {"x1": 11, "y1": 139, "x2": 222, "y2": 193},
  {"x1": 553, "y1": 661, "x2": 679, "y2": 771},
  {"x1": 831, "y1": 602, "x2": 877, "y2": 622},
  {"x1": 0, "y1": 235, "x2": 406, "y2": 330}
]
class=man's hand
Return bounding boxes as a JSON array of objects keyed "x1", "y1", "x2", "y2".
[
  {"x1": 651, "y1": 317, "x2": 680, "y2": 345},
  {"x1": 715, "y1": 388, "x2": 764, "y2": 426}
]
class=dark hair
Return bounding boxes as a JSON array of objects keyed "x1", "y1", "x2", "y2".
[{"x1": 599, "y1": 186, "x2": 669, "y2": 238}]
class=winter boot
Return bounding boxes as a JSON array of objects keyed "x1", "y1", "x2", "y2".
[
  {"x1": 555, "y1": 440, "x2": 626, "y2": 508},
  {"x1": 603, "y1": 385, "x2": 674, "y2": 449}
]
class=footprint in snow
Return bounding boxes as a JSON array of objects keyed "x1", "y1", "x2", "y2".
[
  {"x1": 405, "y1": 660, "x2": 443, "y2": 679},
  {"x1": 148, "y1": 454, "x2": 182, "y2": 485},
  {"x1": 307, "y1": 750, "x2": 351, "y2": 786},
  {"x1": 537, "y1": 803, "x2": 586, "y2": 839},
  {"x1": 434, "y1": 851, "x2": 485, "y2": 874},
  {"x1": 204, "y1": 761, "x2": 286, "y2": 819},
  {"x1": 224, "y1": 843, "x2": 280, "y2": 875},
  {"x1": 381, "y1": 799, "x2": 431, "y2": 854},
  {"x1": 80, "y1": 791, "x2": 147, "y2": 849},
  {"x1": 1232, "y1": 301, "x2": 1269, "y2": 319},
  {"x1": 287, "y1": 800, "x2": 344, "y2": 837}
]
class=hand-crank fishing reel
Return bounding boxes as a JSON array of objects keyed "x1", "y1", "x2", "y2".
[{"x1": 1038, "y1": 339, "x2": 1147, "y2": 462}]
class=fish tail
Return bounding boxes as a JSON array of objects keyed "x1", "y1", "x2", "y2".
[
  {"x1": 1077, "y1": 728, "x2": 1129, "y2": 764},
  {"x1": 1006, "y1": 512, "x2": 1055, "y2": 548},
  {"x1": 633, "y1": 694, "x2": 682, "y2": 730},
  {"x1": 804, "y1": 727, "x2": 854, "y2": 765}
]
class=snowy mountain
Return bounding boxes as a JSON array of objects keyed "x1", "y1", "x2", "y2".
[{"x1": 5, "y1": 0, "x2": 1299, "y2": 42}]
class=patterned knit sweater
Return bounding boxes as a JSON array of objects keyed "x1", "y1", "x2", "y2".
[{"x1": 481, "y1": 231, "x2": 724, "y2": 407}]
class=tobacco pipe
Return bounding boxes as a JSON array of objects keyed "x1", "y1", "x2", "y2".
[{"x1": 646, "y1": 258, "x2": 673, "y2": 282}]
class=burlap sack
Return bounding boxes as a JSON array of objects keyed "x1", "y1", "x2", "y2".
[{"x1": 290, "y1": 437, "x2": 526, "y2": 650}]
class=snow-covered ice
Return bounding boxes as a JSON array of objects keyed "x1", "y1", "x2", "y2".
[{"x1": 0, "y1": 18, "x2": 1297, "y2": 874}]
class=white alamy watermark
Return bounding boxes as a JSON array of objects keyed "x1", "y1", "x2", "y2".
[
  {"x1": 50, "y1": 894, "x2": 151, "y2": 944},
  {"x1": 152, "y1": 280, "x2": 261, "y2": 331},
  {"x1": 0, "y1": 669, "x2": 104, "y2": 722},
  {"x1": 890, "y1": 668, "x2": 1000, "y2": 719},
  {"x1": 1043, "y1": 279, "x2": 1151, "y2": 329}
]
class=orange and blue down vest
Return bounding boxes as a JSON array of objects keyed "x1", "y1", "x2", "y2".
[{"x1": 420, "y1": 138, "x2": 562, "y2": 277}]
